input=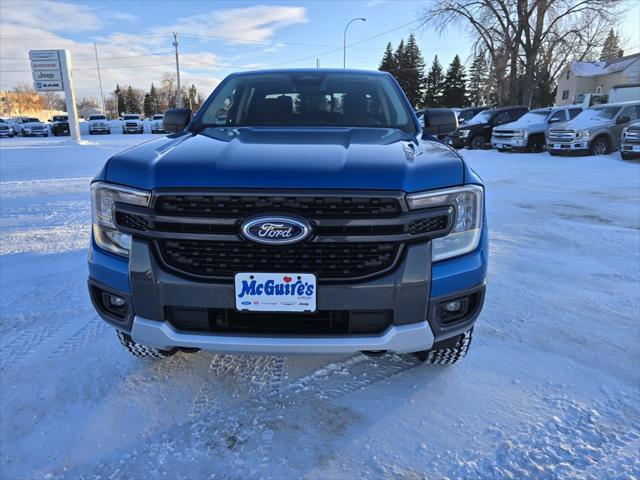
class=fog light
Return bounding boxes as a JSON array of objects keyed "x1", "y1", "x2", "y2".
[
  {"x1": 108, "y1": 295, "x2": 125, "y2": 307},
  {"x1": 444, "y1": 301, "x2": 462, "y2": 313}
]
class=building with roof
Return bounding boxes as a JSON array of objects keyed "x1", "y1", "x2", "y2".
[{"x1": 555, "y1": 53, "x2": 640, "y2": 105}]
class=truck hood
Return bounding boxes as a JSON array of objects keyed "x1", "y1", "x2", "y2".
[
  {"x1": 104, "y1": 127, "x2": 464, "y2": 192},
  {"x1": 551, "y1": 117, "x2": 613, "y2": 131},
  {"x1": 23, "y1": 121, "x2": 44, "y2": 127},
  {"x1": 495, "y1": 118, "x2": 546, "y2": 131}
]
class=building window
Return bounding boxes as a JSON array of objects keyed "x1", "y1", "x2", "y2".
[
  {"x1": 596, "y1": 86, "x2": 602, "y2": 94},
  {"x1": 565, "y1": 69, "x2": 570, "y2": 79},
  {"x1": 562, "y1": 90, "x2": 570, "y2": 100}
]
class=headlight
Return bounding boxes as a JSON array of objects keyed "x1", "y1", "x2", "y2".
[
  {"x1": 513, "y1": 129, "x2": 525, "y2": 138},
  {"x1": 458, "y1": 129, "x2": 470, "y2": 138},
  {"x1": 576, "y1": 129, "x2": 591, "y2": 139},
  {"x1": 91, "y1": 182, "x2": 150, "y2": 257},
  {"x1": 407, "y1": 185, "x2": 483, "y2": 262}
]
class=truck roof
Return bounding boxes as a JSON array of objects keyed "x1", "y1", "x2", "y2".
[
  {"x1": 595, "y1": 100, "x2": 640, "y2": 108},
  {"x1": 227, "y1": 68, "x2": 391, "y2": 77}
]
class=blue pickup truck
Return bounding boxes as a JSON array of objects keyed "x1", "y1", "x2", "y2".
[{"x1": 88, "y1": 69, "x2": 487, "y2": 365}]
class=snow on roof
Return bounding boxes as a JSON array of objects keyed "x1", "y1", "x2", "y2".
[{"x1": 570, "y1": 53, "x2": 640, "y2": 77}]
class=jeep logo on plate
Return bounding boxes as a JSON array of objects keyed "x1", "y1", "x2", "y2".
[{"x1": 241, "y1": 216, "x2": 311, "y2": 245}]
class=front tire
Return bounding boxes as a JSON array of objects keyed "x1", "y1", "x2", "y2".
[
  {"x1": 590, "y1": 135, "x2": 611, "y2": 155},
  {"x1": 469, "y1": 135, "x2": 485, "y2": 150},
  {"x1": 409, "y1": 328, "x2": 473, "y2": 365},
  {"x1": 116, "y1": 331, "x2": 177, "y2": 358},
  {"x1": 528, "y1": 134, "x2": 545, "y2": 153}
]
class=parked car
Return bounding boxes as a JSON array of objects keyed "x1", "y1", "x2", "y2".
[
  {"x1": 453, "y1": 106, "x2": 489, "y2": 124},
  {"x1": 88, "y1": 114, "x2": 110, "y2": 135},
  {"x1": 150, "y1": 113, "x2": 165, "y2": 134},
  {"x1": 491, "y1": 106, "x2": 583, "y2": 153},
  {"x1": 547, "y1": 101, "x2": 640, "y2": 155},
  {"x1": 0, "y1": 118, "x2": 15, "y2": 137},
  {"x1": 620, "y1": 121, "x2": 640, "y2": 160},
  {"x1": 88, "y1": 69, "x2": 487, "y2": 365},
  {"x1": 9, "y1": 117, "x2": 48, "y2": 137},
  {"x1": 121, "y1": 114, "x2": 143, "y2": 134},
  {"x1": 447, "y1": 106, "x2": 529, "y2": 149},
  {"x1": 50, "y1": 115, "x2": 70, "y2": 136}
]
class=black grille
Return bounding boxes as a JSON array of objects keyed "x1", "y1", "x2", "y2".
[
  {"x1": 166, "y1": 307, "x2": 393, "y2": 335},
  {"x1": 115, "y1": 212, "x2": 149, "y2": 231},
  {"x1": 408, "y1": 215, "x2": 448, "y2": 235},
  {"x1": 158, "y1": 240, "x2": 399, "y2": 280},
  {"x1": 155, "y1": 194, "x2": 402, "y2": 218}
]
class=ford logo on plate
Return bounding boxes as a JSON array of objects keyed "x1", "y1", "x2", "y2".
[{"x1": 241, "y1": 215, "x2": 311, "y2": 245}]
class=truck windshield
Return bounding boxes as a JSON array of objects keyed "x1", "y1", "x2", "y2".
[
  {"x1": 574, "y1": 106, "x2": 621, "y2": 121},
  {"x1": 198, "y1": 72, "x2": 415, "y2": 132},
  {"x1": 466, "y1": 111, "x2": 493, "y2": 124},
  {"x1": 26, "y1": 118, "x2": 40, "y2": 123},
  {"x1": 124, "y1": 116, "x2": 138, "y2": 120},
  {"x1": 91, "y1": 116, "x2": 106, "y2": 120}
]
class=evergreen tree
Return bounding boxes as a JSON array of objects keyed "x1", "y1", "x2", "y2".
[
  {"x1": 423, "y1": 55, "x2": 444, "y2": 107},
  {"x1": 378, "y1": 42, "x2": 397, "y2": 77},
  {"x1": 114, "y1": 84, "x2": 125, "y2": 117},
  {"x1": 187, "y1": 84, "x2": 198, "y2": 110},
  {"x1": 442, "y1": 54, "x2": 468, "y2": 107},
  {"x1": 600, "y1": 29, "x2": 623, "y2": 60},
  {"x1": 467, "y1": 53, "x2": 488, "y2": 106},
  {"x1": 148, "y1": 83, "x2": 160, "y2": 114},
  {"x1": 393, "y1": 40, "x2": 407, "y2": 90},
  {"x1": 401, "y1": 34, "x2": 426, "y2": 107},
  {"x1": 143, "y1": 93, "x2": 153, "y2": 118},
  {"x1": 124, "y1": 85, "x2": 141, "y2": 113}
]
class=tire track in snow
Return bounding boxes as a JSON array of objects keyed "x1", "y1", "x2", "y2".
[
  {"x1": 49, "y1": 317, "x2": 108, "y2": 358},
  {"x1": 0, "y1": 323, "x2": 66, "y2": 370}
]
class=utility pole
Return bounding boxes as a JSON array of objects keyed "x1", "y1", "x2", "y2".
[
  {"x1": 93, "y1": 42, "x2": 106, "y2": 114},
  {"x1": 172, "y1": 32, "x2": 182, "y2": 108},
  {"x1": 343, "y1": 18, "x2": 366, "y2": 68}
]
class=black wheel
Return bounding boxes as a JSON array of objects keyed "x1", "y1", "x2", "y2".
[
  {"x1": 89, "y1": 131, "x2": 94, "y2": 135},
  {"x1": 590, "y1": 135, "x2": 611, "y2": 155},
  {"x1": 496, "y1": 148, "x2": 506, "y2": 152},
  {"x1": 470, "y1": 135, "x2": 485, "y2": 150},
  {"x1": 528, "y1": 135, "x2": 545, "y2": 153},
  {"x1": 21, "y1": 131, "x2": 26, "y2": 137},
  {"x1": 408, "y1": 328, "x2": 473, "y2": 365},
  {"x1": 548, "y1": 150, "x2": 561, "y2": 156},
  {"x1": 116, "y1": 331, "x2": 177, "y2": 358},
  {"x1": 44, "y1": 133, "x2": 48, "y2": 137}
]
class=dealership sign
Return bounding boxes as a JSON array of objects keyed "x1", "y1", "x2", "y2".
[
  {"x1": 28, "y1": 49, "x2": 81, "y2": 141},
  {"x1": 32, "y1": 70, "x2": 62, "y2": 81},
  {"x1": 29, "y1": 50, "x2": 63, "y2": 92}
]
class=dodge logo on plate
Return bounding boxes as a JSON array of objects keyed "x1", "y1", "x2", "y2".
[{"x1": 241, "y1": 215, "x2": 311, "y2": 245}]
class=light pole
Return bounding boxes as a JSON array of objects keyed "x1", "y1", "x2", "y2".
[
  {"x1": 343, "y1": 17, "x2": 366, "y2": 68},
  {"x1": 173, "y1": 32, "x2": 182, "y2": 108}
]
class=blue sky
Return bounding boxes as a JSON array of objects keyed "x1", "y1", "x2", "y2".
[{"x1": 1, "y1": 0, "x2": 638, "y2": 99}]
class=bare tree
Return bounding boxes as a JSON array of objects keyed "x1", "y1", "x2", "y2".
[{"x1": 420, "y1": 0, "x2": 623, "y2": 107}]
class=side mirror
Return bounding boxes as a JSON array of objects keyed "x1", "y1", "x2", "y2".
[
  {"x1": 617, "y1": 116, "x2": 630, "y2": 125},
  {"x1": 422, "y1": 108, "x2": 458, "y2": 136},
  {"x1": 163, "y1": 108, "x2": 192, "y2": 133}
]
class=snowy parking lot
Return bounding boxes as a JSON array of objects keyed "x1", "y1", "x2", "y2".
[{"x1": 1, "y1": 134, "x2": 639, "y2": 479}]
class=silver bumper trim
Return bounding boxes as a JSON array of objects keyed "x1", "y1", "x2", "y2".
[{"x1": 131, "y1": 316, "x2": 435, "y2": 354}]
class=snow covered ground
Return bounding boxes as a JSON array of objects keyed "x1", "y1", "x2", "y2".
[{"x1": 1, "y1": 134, "x2": 639, "y2": 479}]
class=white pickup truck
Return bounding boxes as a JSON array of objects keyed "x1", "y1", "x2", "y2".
[
  {"x1": 121, "y1": 114, "x2": 144, "y2": 134},
  {"x1": 150, "y1": 114, "x2": 165, "y2": 134}
]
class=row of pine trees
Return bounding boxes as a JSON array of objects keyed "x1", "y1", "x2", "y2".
[{"x1": 379, "y1": 34, "x2": 493, "y2": 109}]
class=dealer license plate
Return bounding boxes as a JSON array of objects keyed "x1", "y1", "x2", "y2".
[
  {"x1": 235, "y1": 272, "x2": 317, "y2": 312},
  {"x1": 633, "y1": 146, "x2": 640, "y2": 152},
  {"x1": 552, "y1": 144, "x2": 562, "y2": 149}
]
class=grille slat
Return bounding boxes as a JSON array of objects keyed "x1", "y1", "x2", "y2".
[
  {"x1": 155, "y1": 194, "x2": 402, "y2": 218},
  {"x1": 158, "y1": 240, "x2": 399, "y2": 280}
]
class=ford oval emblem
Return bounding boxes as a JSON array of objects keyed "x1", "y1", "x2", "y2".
[{"x1": 241, "y1": 215, "x2": 311, "y2": 245}]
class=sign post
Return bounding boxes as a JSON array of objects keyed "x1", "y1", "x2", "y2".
[{"x1": 29, "y1": 49, "x2": 81, "y2": 141}]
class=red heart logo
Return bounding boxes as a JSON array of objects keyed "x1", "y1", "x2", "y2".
[{"x1": 283, "y1": 276, "x2": 292, "y2": 283}]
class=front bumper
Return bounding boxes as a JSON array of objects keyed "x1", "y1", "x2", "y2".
[
  {"x1": 123, "y1": 126, "x2": 143, "y2": 132},
  {"x1": 131, "y1": 316, "x2": 435, "y2": 354},
  {"x1": 88, "y1": 225, "x2": 488, "y2": 354},
  {"x1": 546, "y1": 140, "x2": 590, "y2": 152},
  {"x1": 446, "y1": 136, "x2": 467, "y2": 149},
  {"x1": 492, "y1": 136, "x2": 527, "y2": 150},
  {"x1": 90, "y1": 126, "x2": 110, "y2": 133},
  {"x1": 621, "y1": 142, "x2": 640, "y2": 156},
  {"x1": 23, "y1": 130, "x2": 46, "y2": 136}
]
